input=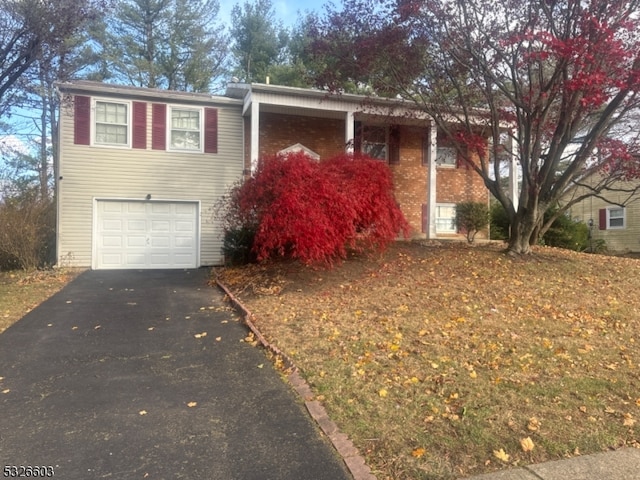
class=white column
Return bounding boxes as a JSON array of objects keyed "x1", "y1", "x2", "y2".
[
  {"x1": 250, "y1": 100, "x2": 260, "y2": 173},
  {"x1": 427, "y1": 121, "x2": 438, "y2": 239},
  {"x1": 345, "y1": 110, "x2": 355, "y2": 153},
  {"x1": 508, "y1": 131, "x2": 519, "y2": 211}
]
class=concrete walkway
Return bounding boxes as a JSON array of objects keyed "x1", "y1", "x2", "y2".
[
  {"x1": 460, "y1": 448, "x2": 640, "y2": 480},
  {"x1": 0, "y1": 269, "x2": 352, "y2": 480}
]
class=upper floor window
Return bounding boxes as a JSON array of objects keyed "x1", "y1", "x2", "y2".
[
  {"x1": 436, "y1": 146, "x2": 457, "y2": 167},
  {"x1": 94, "y1": 100, "x2": 129, "y2": 146},
  {"x1": 170, "y1": 107, "x2": 202, "y2": 151},
  {"x1": 362, "y1": 125, "x2": 387, "y2": 161}
]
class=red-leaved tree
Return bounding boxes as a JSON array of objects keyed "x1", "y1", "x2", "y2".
[
  {"x1": 221, "y1": 151, "x2": 409, "y2": 267},
  {"x1": 308, "y1": 0, "x2": 640, "y2": 254}
]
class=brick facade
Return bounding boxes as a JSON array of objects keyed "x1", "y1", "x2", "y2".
[{"x1": 252, "y1": 111, "x2": 488, "y2": 239}]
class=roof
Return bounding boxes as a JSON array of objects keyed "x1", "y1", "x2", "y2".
[{"x1": 55, "y1": 80, "x2": 243, "y2": 107}]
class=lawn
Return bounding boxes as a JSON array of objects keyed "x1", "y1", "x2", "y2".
[
  {"x1": 216, "y1": 241, "x2": 640, "y2": 480},
  {"x1": 0, "y1": 269, "x2": 82, "y2": 334}
]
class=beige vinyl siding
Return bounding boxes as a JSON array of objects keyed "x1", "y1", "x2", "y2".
[
  {"x1": 564, "y1": 176, "x2": 640, "y2": 253},
  {"x1": 57, "y1": 95, "x2": 243, "y2": 267}
]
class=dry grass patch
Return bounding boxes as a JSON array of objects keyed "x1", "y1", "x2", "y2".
[
  {"x1": 0, "y1": 269, "x2": 83, "y2": 333},
  {"x1": 217, "y1": 242, "x2": 640, "y2": 479}
]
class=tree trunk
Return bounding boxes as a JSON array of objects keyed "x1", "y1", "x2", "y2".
[{"x1": 507, "y1": 208, "x2": 540, "y2": 254}]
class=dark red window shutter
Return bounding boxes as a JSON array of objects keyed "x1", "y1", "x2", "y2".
[
  {"x1": 354, "y1": 121, "x2": 363, "y2": 153},
  {"x1": 152, "y1": 103, "x2": 166, "y2": 150},
  {"x1": 74, "y1": 95, "x2": 90, "y2": 145},
  {"x1": 389, "y1": 125, "x2": 400, "y2": 165},
  {"x1": 204, "y1": 108, "x2": 218, "y2": 154},
  {"x1": 132, "y1": 101, "x2": 147, "y2": 149},
  {"x1": 599, "y1": 208, "x2": 607, "y2": 230},
  {"x1": 422, "y1": 203, "x2": 428, "y2": 233}
]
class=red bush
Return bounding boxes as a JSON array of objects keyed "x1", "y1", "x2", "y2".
[{"x1": 227, "y1": 151, "x2": 409, "y2": 267}]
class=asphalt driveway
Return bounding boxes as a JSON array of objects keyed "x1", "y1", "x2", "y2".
[{"x1": 0, "y1": 269, "x2": 351, "y2": 480}]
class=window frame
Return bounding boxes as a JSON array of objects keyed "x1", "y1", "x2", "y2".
[
  {"x1": 436, "y1": 146, "x2": 458, "y2": 168},
  {"x1": 167, "y1": 105, "x2": 204, "y2": 153},
  {"x1": 435, "y1": 203, "x2": 457, "y2": 233},
  {"x1": 607, "y1": 206, "x2": 626, "y2": 229},
  {"x1": 91, "y1": 98, "x2": 132, "y2": 149}
]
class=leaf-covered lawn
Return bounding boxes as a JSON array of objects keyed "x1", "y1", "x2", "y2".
[
  {"x1": 217, "y1": 242, "x2": 640, "y2": 480},
  {"x1": 0, "y1": 269, "x2": 82, "y2": 334}
]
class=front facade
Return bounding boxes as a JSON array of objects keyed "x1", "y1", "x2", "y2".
[
  {"x1": 56, "y1": 81, "x2": 244, "y2": 269},
  {"x1": 564, "y1": 175, "x2": 640, "y2": 253},
  {"x1": 56, "y1": 81, "x2": 493, "y2": 269}
]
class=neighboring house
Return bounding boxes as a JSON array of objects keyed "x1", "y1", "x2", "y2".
[
  {"x1": 56, "y1": 80, "x2": 493, "y2": 269},
  {"x1": 564, "y1": 174, "x2": 640, "y2": 253}
]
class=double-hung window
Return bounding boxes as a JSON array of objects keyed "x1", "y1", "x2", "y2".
[
  {"x1": 169, "y1": 107, "x2": 202, "y2": 152},
  {"x1": 436, "y1": 204, "x2": 457, "y2": 233},
  {"x1": 607, "y1": 207, "x2": 625, "y2": 229},
  {"x1": 362, "y1": 125, "x2": 388, "y2": 161},
  {"x1": 94, "y1": 100, "x2": 129, "y2": 146},
  {"x1": 436, "y1": 146, "x2": 457, "y2": 167}
]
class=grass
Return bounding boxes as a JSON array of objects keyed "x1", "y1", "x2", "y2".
[
  {"x1": 216, "y1": 241, "x2": 640, "y2": 479},
  {"x1": 0, "y1": 269, "x2": 83, "y2": 334}
]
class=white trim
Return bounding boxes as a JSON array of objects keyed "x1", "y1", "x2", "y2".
[
  {"x1": 167, "y1": 105, "x2": 204, "y2": 153},
  {"x1": 427, "y1": 122, "x2": 438, "y2": 239},
  {"x1": 278, "y1": 143, "x2": 320, "y2": 161},
  {"x1": 91, "y1": 97, "x2": 132, "y2": 149},
  {"x1": 91, "y1": 197, "x2": 201, "y2": 270}
]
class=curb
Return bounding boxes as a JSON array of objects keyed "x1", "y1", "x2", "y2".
[{"x1": 215, "y1": 278, "x2": 378, "y2": 480}]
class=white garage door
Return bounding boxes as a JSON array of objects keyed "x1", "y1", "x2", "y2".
[{"x1": 95, "y1": 200, "x2": 198, "y2": 269}]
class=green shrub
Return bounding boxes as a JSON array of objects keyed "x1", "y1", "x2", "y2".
[
  {"x1": 542, "y1": 209, "x2": 589, "y2": 251},
  {"x1": 222, "y1": 227, "x2": 257, "y2": 266},
  {"x1": 490, "y1": 202, "x2": 510, "y2": 240},
  {"x1": 455, "y1": 201, "x2": 489, "y2": 243}
]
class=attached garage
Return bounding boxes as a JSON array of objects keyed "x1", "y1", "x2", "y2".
[{"x1": 94, "y1": 200, "x2": 199, "y2": 270}]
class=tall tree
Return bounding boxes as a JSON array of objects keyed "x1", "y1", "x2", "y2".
[
  {"x1": 0, "y1": 0, "x2": 104, "y2": 117},
  {"x1": 93, "y1": 0, "x2": 228, "y2": 92},
  {"x1": 309, "y1": 0, "x2": 640, "y2": 254},
  {"x1": 230, "y1": 0, "x2": 288, "y2": 83}
]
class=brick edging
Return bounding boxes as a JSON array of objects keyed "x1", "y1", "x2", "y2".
[{"x1": 215, "y1": 278, "x2": 378, "y2": 480}]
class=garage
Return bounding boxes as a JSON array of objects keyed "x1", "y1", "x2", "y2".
[{"x1": 94, "y1": 200, "x2": 199, "y2": 269}]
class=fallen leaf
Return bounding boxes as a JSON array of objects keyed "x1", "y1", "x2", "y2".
[
  {"x1": 469, "y1": 370, "x2": 478, "y2": 379},
  {"x1": 139, "y1": 410, "x2": 147, "y2": 415},
  {"x1": 215, "y1": 337, "x2": 222, "y2": 342},
  {"x1": 194, "y1": 332, "x2": 207, "y2": 339},
  {"x1": 623, "y1": 413, "x2": 636, "y2": 427},
  {"x1": 411, "y1": 447, "x2": 426, "y2": 458},
  {"x1": 527, "y1": 417, "x2": 541, "y2": 431},
  {"x1": 520, "y1": 437, "x2": 535, "y2": 452},
  {"x1": 147, "y1": 327, "x2": 154, "y2": 331},
  {"x1": 493, "y1": 448, "x2": 510, "y2": 462},
  {"x1": 187, "y1": 402, "x2": 197, "y2": 408},
  {"x1": 2, "y1": 389, "x2": 10, "y2": 394},
  {"x1": 379, "y1": 388, "x2": 388, "y2": 398},
  {"x1": 257, "y1": 364, "x2": 264, "y2": 369}
]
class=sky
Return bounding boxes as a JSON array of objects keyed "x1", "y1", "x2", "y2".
[{"x1": 219, "y1": 0, "x2": 331, "y2": 28}]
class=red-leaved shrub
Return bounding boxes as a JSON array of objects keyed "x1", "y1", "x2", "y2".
[{"x1": 224, "y1": 151, "x2": 410, "y2": 267}]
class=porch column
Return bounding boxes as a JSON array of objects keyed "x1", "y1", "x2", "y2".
[
  {"x1": 250, "y1": 100, "x2": 260, "y2": 173},
  {"x1": 508, "y1": 130, "x2": 519, "y2": 211},
  {"x1": 427, "y1": 121, "x2": 438, "y2": 239},
  {"x1": 345, "y1": 110, "x2": 355, "y2": 153}
]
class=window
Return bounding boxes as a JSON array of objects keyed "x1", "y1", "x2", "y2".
[
  {"x1": 608, "y1": 207, "x2": 625, "y2": 229},
  {"x1": 362, "y1": 125, "x2": 387, "y2": 160},
  {"x1": 436, "y1": 204, "x2": 457, "y2": 233},
  {"x1": 436, "y1": 146, "x2": 457, "y2": 167},
  {"x1": 94, "y1": 100, "x2": 129, "y2": 146},
  {"x1": 169, "y1": 107, "x2": 202, "y2": 151}
]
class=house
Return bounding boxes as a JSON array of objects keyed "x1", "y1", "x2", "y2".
[
  {"x1": 563, "y1": 174, "x2": 640, "y2": 253},
  {"x1": 55, "y1": 80, "x2": 494, "y2": 269}
]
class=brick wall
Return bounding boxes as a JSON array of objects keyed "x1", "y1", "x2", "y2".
[
  {"x1": 389, "y1": 125, "x2": 428, "y2": 237},
  {"x1": 259, "y1": 112, "x2": 344, "y2": 159}
]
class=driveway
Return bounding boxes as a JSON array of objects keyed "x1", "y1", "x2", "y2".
[{"x1": 0, "y1": 269, "x2": 351, "y2": 480}]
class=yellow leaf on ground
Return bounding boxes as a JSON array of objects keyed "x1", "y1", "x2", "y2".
[
  {"x1": 139, "y1": 410, "x2": 147, "y2": 415},
  {"x1": 623, "y1": 413, "x2": 636, "y2": 427},
  {"x1": 187, "y1": 402, "x2": 197, "y2": 408},
  {"x1": 493, "y1": 448, "x2": 510, "y2": 462},
  {"x1": 379, "y1": 388, "x2": 388, "y2": 398},
  {"x1": 520, "y1": 437, "x2": 535, "y2": 452},
  {"x1": 411, "y1": 447, "x2": 425, "y2": 458},
  {"x1": 527, "y1": 417, "x2": 541, "y2": 431}
]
